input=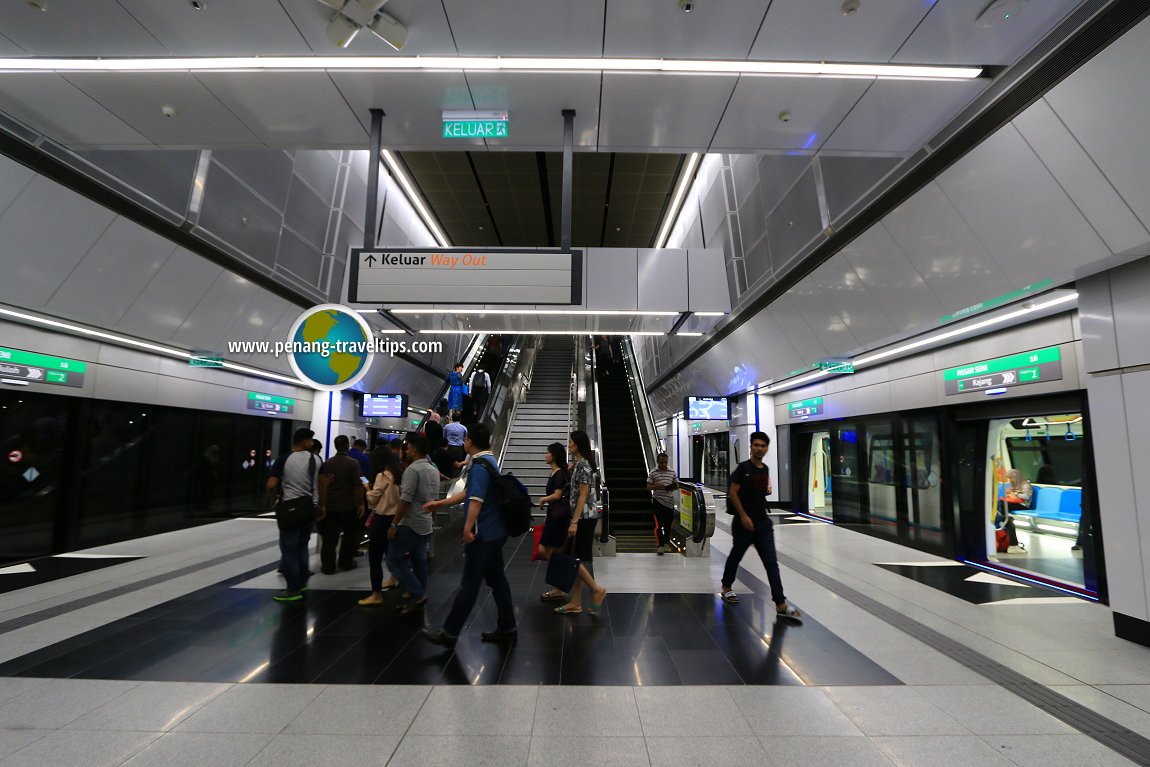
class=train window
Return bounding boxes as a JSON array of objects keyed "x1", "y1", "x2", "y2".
[
  {"x1": 868, "y1": 435, "x2": 895, "y2": 485},
  {"x1": 1005, "y1": 437, "x2": 1086, "y2": 486}
]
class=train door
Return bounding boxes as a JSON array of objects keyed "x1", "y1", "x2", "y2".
[{"x1": 791, "y1": 430, "x2": 833, "y2": 520}]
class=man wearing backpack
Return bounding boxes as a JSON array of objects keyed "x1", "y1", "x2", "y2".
[
  {"x1": 468, "y1": 367, "x2": 491, "y2": 418},
  {"x1": 423, "y1": 423, "x2": 518, "y2": 647}
]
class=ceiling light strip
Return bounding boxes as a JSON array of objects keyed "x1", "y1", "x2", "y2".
[
  {"x1": 388, "y1": 309, "x2": 679, "y2": 316},
  {"x1": 654, "y1": 152, "x2": 701, "y2": 250},
  {"x1": 380, "y1": 149, "x2": 450, "y2": 248},
  {"x1": 0, "y1": 305, "x2": 300, "y2": 386},
  {"x1": 0, "y1": 57, "x2": 983, "y2": 80},
  {"x1": 418, "y1": 329, "x2": 665, "y2": 335}
]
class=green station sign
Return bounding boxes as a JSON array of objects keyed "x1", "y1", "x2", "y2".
[
  {"x1": 0, "y1": 346, "x2": 86, "y2": 388},
  {"x1": 788, "y1": 397, "x2": 824, "y2": 419},
  {"x1": 940, "y1": 279, "x2": 1053, "y2": 324},
  {"x1": 189, "y1": 356, "x2": 224, "y2": 368},
  {"x1": 944, "y1": 347, "x2": 1062, "y2": 395},
  {"x1": 817, "y1": 360, "x2": 854, "y2": 374},
  {"x1": 247, "y1": 392, "x2": 296, "y2": 415},
  {"x1": 442, "y1": 110, "x2": 509, "y2": 139}
]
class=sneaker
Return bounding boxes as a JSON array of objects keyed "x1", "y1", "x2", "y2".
[{"x1": 273, "y1": 590, "x2": 303, "y2": 602}]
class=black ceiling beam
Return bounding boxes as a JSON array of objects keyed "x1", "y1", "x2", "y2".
[
  {"x1": 647, "y1": 0, "x2": 1150, "y2": 395},
  {"x1": 464, "y1": 151, "x2": 503, "y2": 245},
  {"x1": 598, "y1": 152, "x2": 617, "y2": 247},
  {"x1": 536, "y1": 152, "x2": 556, "y2": 247}
]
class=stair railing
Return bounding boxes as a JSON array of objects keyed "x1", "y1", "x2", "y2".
[{"x1": 492, "y1": 335, "x2": 540, "y2": 466}]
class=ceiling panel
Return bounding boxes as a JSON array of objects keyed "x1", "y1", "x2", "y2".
[
  {"x1": 892, "y1": 0, "x2": 1081, "y2": 65},
  {"x1": 711, "y1": 77, "x2": 871, "y2": 152},
  {"x1": 329, "y1": 72, "x2": 480, "y2": 150},
  {"x1": 934, "y1": 124, "x2": 1110, "y2": 286},
  {"x1": 117, "y1": 248, "x2": 223, "y2": 340},
  {"x1": 465, "y1": 73, "x2": 601, "y2": 150},
  {"x1": 0, "y1": 0, "x2": 164, "y2": 56},
  {"x1": 599, "y1": 74, "x2": 738, "y2": 152},
  {"x1": 0, "y1": 32, "x2": 25, "y2": 56},
  {"x1": 881, "y1": 182, "x2": 1011, "y2": 316},
  {"x1": 0, "y1": 74, "x2": 149, "y2": 147},
  {"x1": 839, "y1": 225, "x2": 945, "y2": 334},
  {"x1": 197, "y1": 73, "x2": 366, "y2": 148},
  {"x1": 809, "y1": 254, "x2": 899, "y2": 350},
  {"x1": 64, "y1": 73, "x2": 262, "y2": 147},
  {"x1": 766, "y1": 296, "x2": 830, "y2": 365},
  {"x1": 750, "y1": 0, "x2": 931, "y2": 63},
  {"x1": 46, "y1": 217, "x2": 178, "y2": 328},
  {"x1": 604, "y1": 0, "x2": 767, "y2": 59},
  {"x1": 278, "y1": 0, "x2": 458, "y2": 56},
  {"x1": 170, "y1": 271, "x2": 258, "y2": 352},
  {"x1": 441, "y1": 0, "x2": 604, "y2": 56},
  {"x1": 117, "y1": 0, "x2": 311, "y2": 55},
  {"x1": 787, "y1": 275, "x2": 859, "y2": 356},
  {"x1": 822, "y1": 79, "x2": 987, "y2": 153}
]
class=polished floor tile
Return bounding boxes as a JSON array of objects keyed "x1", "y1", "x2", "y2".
[
  {"x1": 387, "y1": 735, "x2": 531, "y2": 767},
  {"x1": 871, "y1": 735, "x2": 1015, "y2": 767},
  {"x1": 527, "y1": 736, "x2": 649, "y2": 767},
  {"x1": 119, "y1": 732, "x2": 272, "y2": 767},
  {"x1": 645, "y1": 736, "x2": 769, "y2": 767},
  {"x1": 0, "y1": 728, "x2": 158, "y2": 767},
  {"x1": 0, "y1": 556, "x2": 144, "y2": 595},
  {"x1": 759, "y1": 736, "x2": 894, "y2": 766}
]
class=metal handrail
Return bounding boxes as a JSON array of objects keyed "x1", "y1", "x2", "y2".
[
  {"x1": 492, "y1": 336, "x2": 540, "y2": 465},
  {"x1": 587, "y1": 336, "x2": 610, "y2": 542},
  {"x1": 620, "y1": 336, "x2": 664, "y2": 478}
]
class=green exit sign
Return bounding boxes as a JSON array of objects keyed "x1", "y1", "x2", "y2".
[
  {"x1": 189, "y1": 357, "x2": 223, "y2": 368},
  {"x1": 442, "y1": 110, "x2": 508, "y2": 139}
]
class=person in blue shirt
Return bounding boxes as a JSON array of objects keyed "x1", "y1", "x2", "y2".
[
  {"x1": 446, "y1": 362, "x2": 466, "y2": 412},
  {"x1": 423, "y1": 423, "x2": 517, "y2": 647},
  {"x1": 348, "y1": 438, "x2": 372, "y2": 477}
]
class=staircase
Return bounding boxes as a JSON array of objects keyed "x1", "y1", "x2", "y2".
[
  {"x1": 499, "y1": 338, "x2": 574, "y2": 501},
  {"x1": 595, "y1": 339, "x2": 656, "y2": 553}
]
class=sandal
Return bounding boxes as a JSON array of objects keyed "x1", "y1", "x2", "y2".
[
  {"x1": 540, "y1": 590, "x2": 566, "y2": 602},
  {"x1": 381, "y1": 581, "x2": 399, "y2": 592},
  {"x1": 554, "y1": 605, "x2": 583, "y2": 614},
  {"x1": 776, "y1": 604, "x2": 802, "y2": 623},
  {"x1": 589, "y1": 588, "x2": 607, "y2": 614},
  {"x1": 720, "y1": 590, "x2": 740, "y2": 604},
  {"x1": 398, "y1": 597, "x2": 428, "y2": 616}
]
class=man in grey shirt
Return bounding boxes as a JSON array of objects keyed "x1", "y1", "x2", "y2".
[
  {"x1": 388, "y1": 434, "x2": 438, "y2": 614},
  {"x1": 273, "y1": 428, "x2": 320, "y2": 602}
]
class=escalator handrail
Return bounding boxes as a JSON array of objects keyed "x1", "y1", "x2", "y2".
[
  {"x1": 411, "y1": 332, "x2": 489, "y2": 433},
  {"x1": 478, "y1": 334, "x2": 522, "y2": 427},
  {"x1": 493, "y1": 336, "x2": 540, "y2": 466},
  {"x1": 620, "y1": 337, "x2": 663, "y2": 479},
  {"x1": 587, "y1": 335, "x2": 610, "y2": 542}
]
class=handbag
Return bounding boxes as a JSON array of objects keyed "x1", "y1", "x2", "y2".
[
  {"x1": 531, "y1": 524, "x2": 546, "y2": 562},
  {"x1": 275, "y1": 454, "x2": 316, "y2": 530},
  {"x1": 545, "y1": 537, "x2": 580, "y2": 593}
]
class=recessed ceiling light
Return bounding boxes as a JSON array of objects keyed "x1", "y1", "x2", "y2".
[
  {"x1": 161, "y1": 104, "x2": 177, "y2": 118},
  {"x1": 26, "y1": 0, "x2": 46, "y2": 10},
  {"x1": 841, "y1": 0, "x2": 860, "y2": 15},
  {"x1": 976, "y1": 0, "x2": 1027, "y2": 28},
  {"x1": 189, "y1": 0, "x2": 206, "y2": 10}
]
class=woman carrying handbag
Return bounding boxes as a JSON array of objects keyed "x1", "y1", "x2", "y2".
[
  {"x1": 555, "y1": 431, "x2": 608, "y2": 615},
  {"x1": 538, "y1": 442, "x2": 572, "y2": 602},
  {"x1": 358, "y1": 445, "x2": 403, "y2": 605}
]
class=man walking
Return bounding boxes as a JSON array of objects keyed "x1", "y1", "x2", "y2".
[
  {"x1": 388, "y1": 434, "x2": 438, "y2": 615},
  {"x1": 272, "y1": 427, "x2": 320, "y2": 602},
  {"x1": 469, "y1": 367, "x2": 491, "y2": 417},
  {"x1": 423, "y1": 423, "x2": 517, "y2": 647},
  {"x1": 646, "y1": 452, "x2": 678, "y2": 555},
  {"x1": 720, "y1": 432, "x2": 801, "y2": 621},
  {"x1": 318, "y1": 435, "x2": 366, "y2": 575}
]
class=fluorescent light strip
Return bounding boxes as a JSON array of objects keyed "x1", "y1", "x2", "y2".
[
  {"x1": 760, "y1": 369, "x2": 829, "y2": 394},
  {"x1": 380, "y1": 149, "x2": 450, "y2": 248},
  {"x1": 854, "y1": 292, "x2": 1078, "y2": 366},
  {"x1": 0, "y1": 305, "x2": 300, "y2": 386},
  {"x1": 419, "y1": 329, "x2": 665, "y2": 335},
  {"x1": 390, "y1": 309, "x2": 678, "y2": 316},
  {"x1": 0, "y1": 57, "x2": 983, "y2": 80},
  {"x1": 693, "y1": 312, "x2": 725, "y2": 317},
  {"x1": 655, "y1": 152, "x2": 702, "y2": 249},
  {"x1": 676, "y1": 332, "x2": 704, "y2": 337}
]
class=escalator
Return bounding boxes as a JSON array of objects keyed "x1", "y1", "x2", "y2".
[{"x1": 594, "y1": 338, "x2": 656, "y2": 552}]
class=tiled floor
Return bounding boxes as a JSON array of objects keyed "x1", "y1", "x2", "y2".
[{"x1": 0, "y1": 514, "x2": 1147, "y2": 765}]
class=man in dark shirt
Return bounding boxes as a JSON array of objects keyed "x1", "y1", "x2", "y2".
[
  {"x1": 720, "y1": 432, "x2": 800, "y2": 621},
  {"x1": 318, "y1": 435, "x2": 366, "y2": 574},
  {"x1": 348, "y1": 438, "x2": 372, "y2": 477}
]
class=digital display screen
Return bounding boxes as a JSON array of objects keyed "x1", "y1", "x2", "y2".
[
  {"x1": 685, "y1": 396, "x2": 729, "y2": 421},
  {"x1": 362, "y1": 393, "x2": 407, "y2": 418}
]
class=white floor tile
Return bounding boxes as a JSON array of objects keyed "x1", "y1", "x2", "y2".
[
  {"x1": 914, "y1": 685, "x2": 1075, "y2": 735},
  {"x1": 820, "y1": 686, "x2": 969, "y2": 737},
  {"x1": 729, "y1": 687, "x2": 862, "y2": 736},
  {"x1": 120, "y1": 732, "x2": 272, "y2": 767},
  {"x1": 0, "y1": 679, "x2": 139, "y2": 730},
  {"x1": 533, "y1": 687, "x2": 641, "y2": 737},
  {"x1": 65, "y1": 681, "x2": 229, "y2": 732},
  {"x1": 388, "y1": 735, "x2": 530, "y2": 767},
  {"x1": 0, "y1": 730, "x2": 51, "y2": 761},
  {"x1": 173, "y1": 684, "x2": 323, "y2": 734},
  {"x1": 980, "y1": 734, "x2": 1139, "y2": 766},
  {"x1": 247, "y1": 733, "x2": 399, "y2": 767},
  {"x1": 409, "y1": 686, "x2": 538, "y2": 736},
  {"x1": 759, "y1": 736, "x2": 895, "y2": 766},
  {"x1": 0, "y1": 728, "x2": 158, "y2": 767},
  {"x1": 283, "y1": 685, "x2": 430, "y2": 735},
  {"x1": 872, "y1": 735, "x2": 1016, "y2": 766},
  {"x1": 528, "y1": 736, "x2": 649, "y2": 767},
  {"x1": 645, "y1": 736, "x2": 771, "y2": 767},
  {"x1": 635, "y1": 687, "x2": 749, "y2": 737}
]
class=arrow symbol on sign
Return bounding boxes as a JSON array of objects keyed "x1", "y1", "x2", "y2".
[
  {"x1": 25, "y1": 368, "x2": 42, "y2": 380},
  {"x1": 365, "y1": 254, "x2": 377, "y2": 267},
  {"x1": 1001, "y1": 371, "x2": 1016, "y2": 384}
]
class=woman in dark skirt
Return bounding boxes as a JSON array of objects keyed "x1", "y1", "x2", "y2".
[{"x1": 538, "y1": 442, "x2": 571, "y2": 602}]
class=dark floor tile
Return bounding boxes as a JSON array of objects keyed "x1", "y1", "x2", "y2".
[
  {"x1": 440, "y1": 640, "x2": 510, "y2": 685},
  {"x1": 499, "y1": 650, "x2": 563, "y2": 685},
  {"x1": 614, "y1": 637, "x2": 682, "y2": 686},
  {"x1": 560, "y1": 648, "x2": 625, "y2": 686},
  {"x1": 238, "y1": 636, "x2": 360, "y2": 684},
  {"x1": 669, "y1": 649, "x2": 744, "y2": 685}
]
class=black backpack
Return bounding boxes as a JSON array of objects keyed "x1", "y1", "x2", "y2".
[{"x1": 475, "y1": 458, "x2": 534, "y2": 537}]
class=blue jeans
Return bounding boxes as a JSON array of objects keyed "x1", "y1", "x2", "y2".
[
  {"x1": 443, "y1": 535, "x2": 515, "y2": 636},
  {"x1": 722, "y1": 516, "x2": 786, "y2": 605},
  {"x1": 278, "y1": 521, "x2": 312, "y2": 593},
  {"x1": 367, "y1": 514, "x2": 393, "y2": 591},
  {"x1": 387, "y1": 524, "x2": 430, "y2": 599}
]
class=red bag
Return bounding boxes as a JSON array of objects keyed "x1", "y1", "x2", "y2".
[
  {"x1": 531, "y1": 524, "x2": 546, "y2": 561},
  {"x1": 995, "y1": 529, "x2": 1009, "y2": 553}
]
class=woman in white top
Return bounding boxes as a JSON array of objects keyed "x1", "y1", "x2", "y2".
[
  {"x1": 556, "y1": 430, "x2": 608, "y2": 615},
  {"x1": 359, "y1": 446, "x2": 403, "y2": 605}
]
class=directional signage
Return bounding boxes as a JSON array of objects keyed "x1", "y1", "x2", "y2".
[
  {"x1": 944, "y1": 347, "x2": 1062, "y2": 395},
  {"x1": 348, "y1": 248, "x2": 581, "y2": 305},
  {"x1": 247, "y1": 392, "x2": 296, "y2": 415},
  {"x1": 817, "y1": 360, "x2": 854, "y2": 374},
  {"x1": 940, "y1": 280, "x2": 1053, "y2": 324},
  {"x1": 0, "y1": 347, "x2": 85, "y2": 388},
  {"x1": 788, "y1": 397, "x2": 824, "y2": 419},
  {"x1": 189, "y1": 357, "x2": 224, "y2": 368},
  {"x1": 442, "y1": 110, "x2": 508, "y2": 139}
]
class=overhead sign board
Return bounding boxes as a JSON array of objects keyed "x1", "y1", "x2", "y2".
[
  {"x1": 788, "y1": 397, "x2": 824, "y2": 419},
  {"x1": 348, "y1": 248, "x2": 581, "y2": 305},
  {"x1": 685, "y1": 396, "x2": 728, "y2": 420},
  {"x1": 940, "y1": 279, "x2": 1053, "y2": 324},
  {"x1": 247, "y1": 392, "x2": 295, "y2": 415},
  {"x1": 0, "y1": 347, "x2": 85, "y2": 388},
  {"x1": 189, "y1": 356, "x2": 223, "y2": 368},
  {"x1": 817, "y1": 360, "x2": 854, "y2": 374},
  {"x1": 442, "y1": 110, "x2": 509, "y2": 139},
  {"x1": 943, "y1": 347, "x2": 1062, "y2": 395}
]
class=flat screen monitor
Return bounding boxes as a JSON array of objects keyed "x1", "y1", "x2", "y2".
[
  {"x1": 685, "y1": 396, "x2": 729, "y2": 421},
  {"x1": 362, "y1": 393, "x2": 407, "y2": 418}
]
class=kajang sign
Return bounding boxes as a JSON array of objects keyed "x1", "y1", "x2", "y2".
[
  {"x1": 943, "y1": 347, "x2": 1063, "y2": 395},
  {"x1": 348, "y1": 248, "x2": 581, "y2": 305}
]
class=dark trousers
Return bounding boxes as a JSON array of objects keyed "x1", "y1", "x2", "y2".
[
  {"x1": 722, "y1": 517, "x2": 786, "y2": 605},
  {"x1": 278, "y1": 521, "x2": 312, "y2": 593},
  {"x1": 653, "y1": 500, "x2": 674, "y2": 547},
  {"x1": 443, "y1": 535, "x2": 516, "y2": 636},
  {"x1": 387, "y1": 524, "x2": 430, "y2": 599},
  {"x1": 367, "y1": 514, "x2": 393, "y2": 591},
  {"x1": 319, "y1": 511, "x2": 361, "y2": 572},
  {"x1": 472, "y1": 388, "x2": 488, "y2": 417}
]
